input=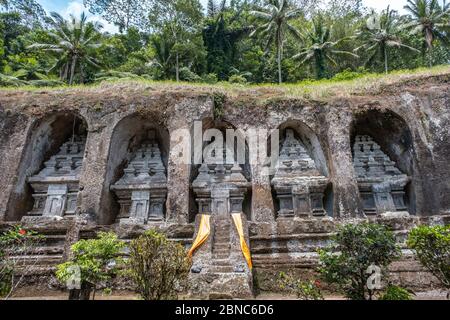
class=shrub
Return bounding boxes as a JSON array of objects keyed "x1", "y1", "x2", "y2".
[
  {"x1": 0, "y1": 225, "x2": 43, "y2": 299},
  {"x1": 201, "y1": 73, "x2": 218, "y2": 84},
  {"x1": 228, "y1": 74, "x2": 247, "y2": 84},
  {"x1": 318, "y1": 223, "x2": 400, "y2": 300},
  {"x1": 278, "y1": 272, "x2": 324, "y2": 300},
  {"x1": 127, "y1": 229, "x2": 191, "y2": 300},
  {"x1": 407, "y1": 225, "x2": 450, "y2": 294},
  {"x1": 56, "y1": 232, "x2": 125, "y2": 300},
  {"x1": 331, "y1": 68, "x2": 368, "y2": 81},
  {"x1": 179, "y1": 67, "x2": 202, "y2": 82},
  {"x1": 379, "y1": 285, "x2": 414, "y2": 300}
]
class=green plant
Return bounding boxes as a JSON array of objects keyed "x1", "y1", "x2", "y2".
[
  {"x1": 0, "y1": 225, "x2": 43, "y2": 299},
  {"x1": 56, "y1": 231, "x2": 125, "y2": 300},
  {"x1": 127, "y1": 229, "x2": 191, "y2": 300},
  {"x1": 379, "y1": 285, "x2": 414, "y2": 300},
  {"x1": 331, "y1": 68, "x2": 367, "y2": 81},
  {"x1": 212, "y1": 91, "x2": 226, "y2": 120},
  {"x1": 293, "y1": 15, "x2": 358, "y2": 80},
  {"x1": 250, "y1": 0, "x2": 302, "y2": 84},
  {"x1": 202, "y1": 72, "x2": 218, "y2": 84},
  {"x1": 278, "y1": 272, "x2": 324, "y2": 300},
  {"x1": 179, "y1": 67, "x2": 202, "y2": 82},
  {"x1": 28, "y1": 12, "x2": 103, "y2": 84},
  {"x1": 407, "y1": 225, "x2": 450, "y2": 296},
  {"x1": 355, "y1": 6, "x2": 420, "y2": 74},
  {"x1": 228, "y1": 74, "x2": 247, "y2": 84},
  {"x1": 318, "y1": 223, "x2": 400, "y2": 300}
]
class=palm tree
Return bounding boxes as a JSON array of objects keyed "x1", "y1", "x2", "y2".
[
  {"x1": 250, "y1": 0, "x2": 302, "y2": 84},
  {"x1": 28, "y1": 12, "x2": 103, "y2": 84},
  {"x1": 293, "y1": 15, "x2": 358, "y2": 79},
  {"x1": 355, "y1": 6, "x2": 420, "y2": 74},
  {"x1": 148, "y1": 34, "x2": 176, "y2": 80},
  {"x1": 402, "y1": 0, "x2": 450, "y2": 65}
]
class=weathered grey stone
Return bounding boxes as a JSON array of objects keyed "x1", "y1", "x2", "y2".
[
  {"x1": 23, "y1": 135, "x2": 86, "y2": 221},
  {"x1": 272, "y1": 129, "x2": 329, "y2": 219},
  {"x1": 0, "y1": 73, "x2": 449, "y2": 297},
  {"x1": 353, "y1": 135, "x2": 410, "y2": 215},
  {"x1": 111, "y1": 130, "x2": 168, "y2": 224}
]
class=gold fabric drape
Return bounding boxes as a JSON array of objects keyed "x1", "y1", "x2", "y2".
[
  {"x1": 188, "y1": 214, "x2": 211, "y2": 257},
  {"x1": 231, "y1": 213, "x2": 253, "y2": 270}
]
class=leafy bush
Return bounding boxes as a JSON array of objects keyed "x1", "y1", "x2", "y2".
[
  {"x1": 0, "y1": 226, "x2": 43, "y2": 299},
  {"x1": 278, "y1": 272, "x2": 324, "y2": 300},
  {"x1": 127, "y1": 229, "x2": 191, "y2": 300},
  {"x1": 331, "y1": 68, "x2": 367, "y2": 81},
  {"x1": 407, "y1": 225, "x2": 450, "y2": 292},
  {"x1": 201, "y1": 73, "x2": 218, "y2": 84},
  {"x1": 318, "y1": 223, "x2": 400, "y2": 300},
  {"x1": 379, "y1": 285, "x2": 414, "y2": 300},
  {"x1": 56, "y1": 232, "x2": 125, "y2": 300},
  {"x1": 228, "y1": 74, "x2": 248, "y2": 84},
  {"x1": 179, "y1": 67, "x2": 202, "y2": 82}
]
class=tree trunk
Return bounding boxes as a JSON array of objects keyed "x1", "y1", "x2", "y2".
[
  {"x1": 68, "y1": 282, "x2": 92, "y2": 300},
  {"x1": 69, "y1": 56, "x2": 78, "y2": 85},
  {"x1": 384, "y1": 46, "x2": 388, "y2": 75},
  {"x1": 277, "y1": 30, "x2": 282, "y2": 84},
  {"x1": 315, "y1": 52, "x2": 325, "y2": 80},
  {"x1": 176, "y1": 53, "x2": 180, "y2": 82}
]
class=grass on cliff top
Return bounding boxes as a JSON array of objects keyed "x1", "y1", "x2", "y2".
[{"x1": 1, "y1": 64, "x2": 449, "y2": 101}]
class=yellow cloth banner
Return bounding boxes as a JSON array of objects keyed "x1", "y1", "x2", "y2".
[
  {"x1": 188, "y1": 214, "x2": 211, "y2": 258},
  {"x1": 231, "y1": 213, "x2": 253, "y2": 270}
]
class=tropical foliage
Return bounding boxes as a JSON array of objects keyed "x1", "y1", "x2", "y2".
[
  {"x1": 0, "y1": 225, "x2": 43, "y2": 299},
  {"x1": 318, "y1": 223, "x2": 400, "y2": 300},
  {"x1": 127, "y1": 229, "x2": 191, "y2": 300},
  {"x1": 407, "y1": 224, "x2": 450, "y2": 296},
  {"x1": 0, "y1": 0, "x2": 449, "y2": 86},
  {"x1": 56, "y1": 232, "x2": 125, "y2": 300}
]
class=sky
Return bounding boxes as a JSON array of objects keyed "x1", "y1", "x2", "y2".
[{"x1": 36, "y1": 0, "x2": 409, "y2": 33}]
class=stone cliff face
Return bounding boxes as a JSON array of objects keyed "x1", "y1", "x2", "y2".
[{"x1": 0, "y1": 72, "x2": 449, "y2": 294}]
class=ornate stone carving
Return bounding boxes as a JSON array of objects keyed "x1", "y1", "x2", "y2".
[
  {"x1": 271, "y1": 129, "x2": 329, "y2": 218},
  {"x1": 353, "y1": 135, "x2": 410, "y2": 215},
  {"x1": 192, "y1": 147, "x2": 250, "y2": 217},
  {"x1": 111, "y1": 130, "x2": 167, "y2": 224},
  {"x1": 25, "y1": 135, "x2": 86, "y2": 220}
]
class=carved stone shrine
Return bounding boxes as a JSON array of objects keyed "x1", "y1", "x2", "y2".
[
  {"x1": 353, "y1": 135, "x2": 410, "y2": 215},
  {"x1": 271, "y1": 129, "x2": 329, "y2": 218},
  {"x1": 25, "y1": 135, "x2": 86, "y2": 220},
  {"x1": 111, "y1": 130, "x2": 167, "y2": 224}
]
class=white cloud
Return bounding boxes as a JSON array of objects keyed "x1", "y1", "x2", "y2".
[{"x1": 62, "y1": 0, "x2": 119, "y2": 34}]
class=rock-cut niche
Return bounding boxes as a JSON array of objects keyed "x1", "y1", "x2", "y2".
[
  {"x1": 270, "y1": 122, "x2": 332, "y2": 219},
  {"x1": 351, "y1": 110, "x2": 416, "y2": 215},
  {"x1": 190, "y1": 120, "x2": 252, "y2": 222},
  {"x1": 103, "y1": 115, "x2": 169, "y2": 225},
  {"x1": 8, "y1": 113, "x2": 88, "y2": 222}
]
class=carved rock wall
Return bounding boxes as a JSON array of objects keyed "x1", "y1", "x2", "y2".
[{"x1": 0, "y1": 74, "x2": 449, "y2": 293}]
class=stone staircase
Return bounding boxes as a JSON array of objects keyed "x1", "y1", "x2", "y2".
[
  {"x1": 13, "y1": 229, "x2": 66, "y2": 276},
  {"x1": 210, "y1": 216, "x2": 233, "y2": 273}
]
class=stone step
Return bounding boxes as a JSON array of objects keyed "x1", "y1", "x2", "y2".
[
  {"x1": 215, "y1": 229, "x2": 230, "y2": 236},
  {"x1": 12, "y1": 254, "x2": 64, "y2": 266},
  {"x1": 212, "y1": 259, "x2": 232, "y2": 266},
  {"x1": 19, "y1": 245, "x2": 65, "y2": 255},
  {"x1": 214, "y1": 237, "x2": 230, "y2": 244},
  {"x1": 213, "y1": 253, "x2": 230, "y2": 260},
  {"x1": 213, "y1": 243, "x2": 230, "y2": 250},
  {"x1": 209, "y1": 265, "x2": 234, "y2": 273}
]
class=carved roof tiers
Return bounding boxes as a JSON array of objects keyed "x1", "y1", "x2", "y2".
[
  {"x1": 112, "y1": 134, "x2": 167, "y2": 190},
  {"x1": 353, "y1": 135, "x2": 409, "y2": 186},
  {"x1": 28, "y1": 135, "x2": 86, "y2": 184},
  {"x1": 272, "y1": 129, "x2": 328, "y2": 187},
  {"x1": 192, "y1": 146, "x2": 250, "y2": 192}
]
